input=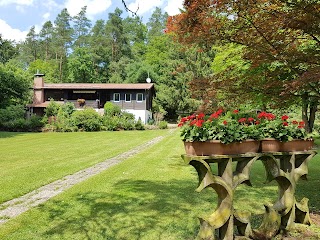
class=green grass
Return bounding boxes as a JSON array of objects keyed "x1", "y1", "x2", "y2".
[
  {"x1": 0, "y1": 130, "x2": 169, "y2": 204},
  {"x1": 0, "y1": 132, "x2": 320, "y2": 239}
]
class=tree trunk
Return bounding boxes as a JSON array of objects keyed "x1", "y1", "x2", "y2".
[{"x1": 301, "y1": 93, "x2": 317, "y2": 133}]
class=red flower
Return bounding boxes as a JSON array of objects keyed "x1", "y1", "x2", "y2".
[
  {"x1": 299, "y1": 121, "x2": 305, "y2": 126},
  {"x1": 197, "y1": 113, "x2": 205, "y2": 119},
  {"x1": 210, "y1": 113, "x2": 219, "y2": 119},
  {"x1": 233, "y1": 109, "x2": 239, "y2": 114},
  {"x1": 248, "y1": 117, "x2": 255, "y2": 122},
  {"x1": 255, "y1": 120, "x2": 260, "y2": 125},
  {"x1": 223, "y1": 120, "x2": 228, "y2": 125},
  {"x1": 216, "y1": 109, "x2": 223, "y2": 115},
  {"x1": 238, "y1": 118, "x2": 247, "y2": 123},
  {"x1": 292, "y1": 120, "x2": 298, "y2": 125},
  {"x1": 283, "y1": 122, "x2": 289, "y2": 126},
  {"x1": 266, "y1": 113, "x2": 276, "y2": 120},
  {"x1": 257, "y1": 112, "x2": 266, "y2": 119},
  {"x1": 195, "y1": 119, "x2": 204, "y2": 127},
  {"x1": 281, "y1": 115, "x2": 289, "y2": 121},
  {"x1": 298, "y1": 125, "x2": 304, "y2": 129},
  {"x1": 257, "y1": 112, "x2": 275, "y2": 120}
]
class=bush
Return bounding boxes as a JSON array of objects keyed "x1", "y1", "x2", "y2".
[
  {"x1": 135, "y1": 118, "x2": 145, "y2": 130},
  {"x1": 1, "y1": 115, "x2": 44, "y2": 132},
  {"x1": 71, "y1": 108, "x2": 102, "y2": 131},
  {"x1": 104, "y1": 102, "x2": 121, "y2": 117},
  {"x1": 103, "y1": 115, "x2": 135, "y2": 131},
  {"x1": 0, "y1": 105, "x2": 25, "y2": 123},
  {"x1": 0, "y1": 105, "x2": 44, "y2": 132},
  {"x1": 158, "y1": 121, "x2": 168, "y2": 129},
  {"x1": 44, "y1": 99, "x2": 61, "y2": 117}
]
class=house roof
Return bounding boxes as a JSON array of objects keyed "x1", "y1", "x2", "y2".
[{"x1": 42, "y1": 83, "x2": 154, "y2": 90}]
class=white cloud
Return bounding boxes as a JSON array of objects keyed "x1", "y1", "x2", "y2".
[
  {"x1": 0, "y1": 19, "x2": 28, "y2": 42},
  {"x1": 0, "y1": 0, "x2": 33, "y2": 6},
  {"x1": 16, "y1": 5, "x2": 26, "y2": 13},
  {"x1": 128, "y1": 0, "x2": 163, "y2": 15},
  {"x1": 164, "y1": 0, "x2": 183, "y2": 16},
  {"x1": 41, "y1": 0, "x2": 59, "y2": 11},
  {"x1": 43, "y1": 12, "x2": 50, "y2": 20},
  {"x1": 64, "y1": 0, "x2": 112, "y2": 18}
]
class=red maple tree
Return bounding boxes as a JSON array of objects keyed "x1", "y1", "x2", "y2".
[{"x1": 167, "y1": 0, "x2": 320, "y2": 131}]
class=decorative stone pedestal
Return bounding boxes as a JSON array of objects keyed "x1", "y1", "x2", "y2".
[{"x1": 181, "y1": 151, "x2": 317, "y2": 240}]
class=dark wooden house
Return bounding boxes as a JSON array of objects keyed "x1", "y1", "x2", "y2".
[{"x1": 28, "y1": 75, "x2": 155, "y2": 123}]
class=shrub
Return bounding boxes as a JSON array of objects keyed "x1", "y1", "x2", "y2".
[
  {"x1": 104, "y1": 102, "x2": 121, "y2": 117},
  {"x1": 0, "y1": 105, "x2": 25, "y2": 123},
  {"x1": 71, "y1": 108, "x2": 102, "y2": 131},
  {"x1": 44, "y1": 99, "x2": 61, "y2": 117},
  {"x1": 158, "y1": 121, "x2": 168, "y2": 129},
  {"x1": 135, "y1": 118, "x2": 145, "y2": 130}
]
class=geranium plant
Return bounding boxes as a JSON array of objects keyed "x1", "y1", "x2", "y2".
[
  {"x1": 179, "y1": 109, "x2": 262, "y2": 144},
  {"x1": 257, "y1": 112, "x2": 310, "y2": 141},
  {"x1": 179, "y1": 109, "x2": 312, "y2": 144}
]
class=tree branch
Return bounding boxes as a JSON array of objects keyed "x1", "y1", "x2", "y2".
[{"x1": 122, "y1": 0, "x2": 139, "y2": 16}]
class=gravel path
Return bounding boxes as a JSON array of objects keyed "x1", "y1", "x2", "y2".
[{"x1": 0, "y1": 135, "x2": 165, "y2": 225}]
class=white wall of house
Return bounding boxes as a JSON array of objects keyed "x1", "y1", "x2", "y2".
[{"x1": 124, "y1": 109, "x2": 152, "y2": 124}]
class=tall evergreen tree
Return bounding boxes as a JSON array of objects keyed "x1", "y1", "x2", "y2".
[
  {"x1": 39, "y1": 21, "x2": 54, "y2": 60},
  {"x1": 53, "y1": 8, "x2": 73, "y2": 82},
  {"x1": 147, "y1": 7, "x2": 168, "y2": 40},
  {"x1": 73, "y1": 6, "x2": 92, "y2": 48},
  {"x1": 105, "y1": 8, "x2": 131, "y2": 62},
  {"x1": 90, "y1": 20, "x2": 108, "y2": 82},
  {"x1": 25, "y1": 26, "x2": 39, "y2": 62}
]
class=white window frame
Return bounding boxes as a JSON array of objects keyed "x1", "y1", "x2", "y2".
[
  {"x1": 136, "y1": 93, "x2": 143, "y2": 102},
  {"x1": 125, "y1": 93, "x2": 131, "y2": 102},
  {"x1": 113, "y1": 93, "x2": 120, "y2": 102}
]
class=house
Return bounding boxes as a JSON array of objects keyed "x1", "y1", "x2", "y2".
[{"x1": 28, "y1": 74, "x2": 155, "y2": 124}]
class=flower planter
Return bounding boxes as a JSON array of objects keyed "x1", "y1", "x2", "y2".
[
  {"x1": 261, "y1": 138, "x2": 314, "y2": 152},
  {"x1": 261, "y1": 138, "x2": 282, "y2": 152},
  {"x1": 184, "y1": 140, "x2": 260, "y2": 156},
  {"x1": 279, "y1": 139, "x2": 314, "y2": 152}
]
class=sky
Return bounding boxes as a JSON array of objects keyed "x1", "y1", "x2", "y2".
[{"x1": 0, "y1": 0, "x2": 184, "y2": 42}]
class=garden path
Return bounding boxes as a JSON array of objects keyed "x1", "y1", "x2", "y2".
[{"x1": 0, "y1": 132, "x2": 171, "y2": 225}]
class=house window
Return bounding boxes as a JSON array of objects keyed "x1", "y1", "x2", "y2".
[
  {"x1": 113, "y1": 93, "x2": 120, "y2": 102},
  {"x1": 137, "y1": 93, "x2": 143, "y2": 102},
  {"x1": 125, "y1": 93, "x2": 131, "y2": 102}
]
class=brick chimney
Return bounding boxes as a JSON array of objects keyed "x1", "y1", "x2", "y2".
[{"x1": 33, "y1": 72, "x2": 45, "y2": 104}]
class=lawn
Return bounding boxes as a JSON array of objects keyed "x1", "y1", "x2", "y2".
[
  {"x1": 0, "y1": 131, "x2": 320, "y2": 239},
  {"x1": 0, "y1": 130, "x2": 169, "y2": 204}
]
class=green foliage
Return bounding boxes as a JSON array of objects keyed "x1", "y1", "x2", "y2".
[
  {"x1": 0, "y1": 34, "x2": 17, "y2": 64},
  {"x1": 103, "y1": 112, "x2": 136, "y2": 131},
  {"x1": 28, "y1": 59, "x2": 59, "y2": 83},
  {"x1": 0, "y1": 104, "x2": 25, "y2": 122},
  {"x1": 135, "y1": 118, "x2": 145, "y2": 130},
  {"x1": 67, "y1": 47, "x2": 94, "y2": 82},
  {"x1": 179, "y1": 110, "x2": 262, "y2": 144},
  {"x1": 0, "y1": 104, "x2": 43, "y2": 132},
  {"x1": 158, "y1": 121, "x2": 168, "y2": 129},
  {"x1": 70, "y1": 108, "x2": 102, "y2": 132},
  {"x1": 44, "y1": 99, "x2": 61, "y2": 117},
  {"x1": 0, "y1": 64, "x2": 30, "y2": 107},
  {"x1": 104, "y1": 102, "x2": 121, "y2": 117}
]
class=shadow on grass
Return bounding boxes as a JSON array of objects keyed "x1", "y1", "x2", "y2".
[
  {"x1": 40, "y1": 156, "x2": 320, "y2": 239},
  {"x1": 43, "y1": 179, "x2": 209, "y2": 240},
  {"x1": 0, "y1": 131, "x2": 28, "y2": 138}
]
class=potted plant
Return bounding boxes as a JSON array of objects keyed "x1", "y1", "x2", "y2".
[
  {"x1": 179, "y1": 109, "x2": 262, "y2": 155},
  {"x1": 77, "y1": 98, "x2": 86, "y2": 107},
  {"x1": 257, "y1": 112, "x2": 314, "y2": 152}
]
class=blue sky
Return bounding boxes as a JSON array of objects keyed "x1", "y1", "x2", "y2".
[{"x1": 0, "y1": 0, "x2": 183, "y2": 42}]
